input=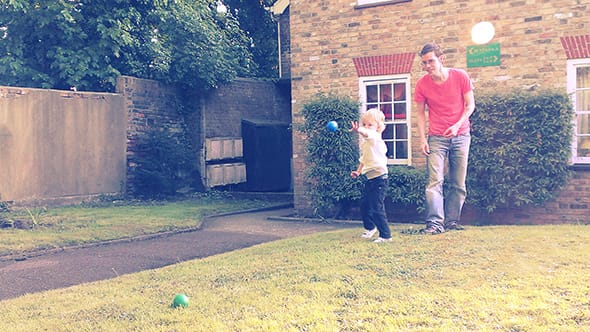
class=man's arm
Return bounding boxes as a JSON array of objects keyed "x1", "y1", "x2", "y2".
[
  {"x1": 415, "y1": 101, "x2": 430, "y2": 155},
  {"x1": 443, "y1": 90, "x2": 475, "y2": 138}
]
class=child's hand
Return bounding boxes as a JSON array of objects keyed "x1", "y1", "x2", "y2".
[
  {"x1": 350, "y1": 170, "x2": 360, "y2": 178},
  {"x1": 350, "y1": 121, "x2": 369, "y2": 137}
]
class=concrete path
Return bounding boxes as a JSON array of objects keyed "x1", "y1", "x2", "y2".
[{"x1": 0, "y1": 208, "x2": 355, "y2": 301}]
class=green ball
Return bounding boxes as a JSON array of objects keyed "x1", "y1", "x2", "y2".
[{"x1": 172, "y1": 293, "x2": 189, "y2": 308}]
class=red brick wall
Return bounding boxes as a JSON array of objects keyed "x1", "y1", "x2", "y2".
[
  {"x1": 202, "y1": 78, "x2": 291, "y2": 139},
  {"x1": 288, "y1": 0, "x2": 590, "y2": 224},
  {"x1": 560, "y1": 35, "x2": 590, "y2": 59},
  {"x1": 279, "y1": 7, "x2": 291, "y2": 80},
  {"x1": 117, "y1": 76, "x2": 291, "y2": 194},
  {"x1": 116, "y1": 76, "x2": 187, "y2": 194}
]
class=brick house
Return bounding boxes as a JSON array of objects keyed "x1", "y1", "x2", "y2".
[{"x1": 271, "y1": 0, "x2": 590, "y2": 224}]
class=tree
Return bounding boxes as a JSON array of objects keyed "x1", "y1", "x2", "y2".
[
  {"x1": 0, "y1": 0, "x2": 255, "y2": 92},
  {"x1": 223, "y1": 0, "x2": 279, "y2": 79}
]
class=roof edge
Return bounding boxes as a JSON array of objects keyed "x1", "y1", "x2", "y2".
[{"x1": 269, "y1": 0, "x2": 289, "y2": 15}]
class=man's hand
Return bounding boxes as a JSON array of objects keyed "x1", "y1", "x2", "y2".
[
  {"x1": 421, "y1": 141, "x2": 430, "y2": 156},
  {"x1": 443, "y1": 124, "x2": 460, "y2": 138}
]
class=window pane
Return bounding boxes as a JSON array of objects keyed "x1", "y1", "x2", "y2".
[
  {"x1": 395, "y1": 141, "x2": 408, "y2": 159},
  {"x1": 577, "y1": 67, "x2": 590, "y2": 88},
  {"x1": 578, "y1": 137, "x2": 590, "y2": 157},
  {"x1": 381, "y1": 104, "x2": 392, "y2": 122},
  {"x1": 394, "y1": 83, "x2": 406, "y2": 101},
  {"x1": 395, "y1": 124, "x2": 408, "y2": 139},
  {"x1": 385, "y1": 141, "x2": 394, "y2": 159},
  {"x1": 394, "y1": 103, "x2": 406, "y2": 119},
  {"x1": 382, "y1": 124, "x2": 394, "y2": 140},
  {"x1": 381, "y1": 104, "x2": 392, "y2": 120},
  {"x1": 576, "y1": 90, "x2": 590, "y2": 112},
  {"x1": 367, "y1": 85, "x2": 378, "y2": 103},
  {"x1": 576, "y1": 113, "x2": 590, "y2": 158},
  {"x1": 380, "y1": 84, "x2": 392, "y2": 102},
  {"x1": 577, "y1": 113, "x2": 590, "y2": 135},
  {"x1": 367, "y1": 102, "x2": 379, "y2": 110}
]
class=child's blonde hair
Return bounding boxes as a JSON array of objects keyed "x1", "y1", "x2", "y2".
[{"x1": 361, "y1": 108, "x2": 386, "y2": 133}]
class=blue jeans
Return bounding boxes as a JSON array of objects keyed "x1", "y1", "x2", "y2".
[
  {"x1": 425, "y1": 134, "x2": 471, "y2": 230},
  {"x1": 361, "y1": 175, "x2": 391, "y2": 239}
]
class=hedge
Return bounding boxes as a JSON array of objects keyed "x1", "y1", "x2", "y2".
[{"x1": 300, "y1": 90, "x2": 573, "y2": 218}]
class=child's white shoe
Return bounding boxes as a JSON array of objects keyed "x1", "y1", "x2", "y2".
[
  {"x1": 373, "y1": 237, "x2": 393, "y2": 243},
  {"x1": 361, "y1": 228, "x2": 377, "y2": 238}
]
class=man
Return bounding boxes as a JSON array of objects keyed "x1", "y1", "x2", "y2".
[{"x1": 414, "y1": 43, "x2": 476, "y2": 234}]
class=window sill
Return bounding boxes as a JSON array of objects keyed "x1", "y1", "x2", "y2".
[
  {"x1": 387, "y1": 160, "x2": 411, "y2": 166},
  {"x1": 355, "y1": 0, "x2": 412, "y2": 10},
  {"x1": 569, "y1": 163, "x2": 590, "y2": 171}
]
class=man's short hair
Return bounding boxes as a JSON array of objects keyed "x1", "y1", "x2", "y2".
[{"x1": 420, "y1": 43, "x2": 443, "y2": 57}]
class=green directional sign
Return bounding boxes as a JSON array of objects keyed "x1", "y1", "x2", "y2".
[{"x1": 466, "y1": 43, "x2": 501, "y2": 68}]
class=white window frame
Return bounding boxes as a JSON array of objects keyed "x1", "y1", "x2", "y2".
[
  {"x1": 567, "y1": 58, "x2": 590, "y2": 164},
  {"x1": 359, "y1": 74, "x2": 412, "y2": 166}
]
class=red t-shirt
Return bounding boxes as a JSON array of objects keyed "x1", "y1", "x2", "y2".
[{"x1": 414, "y1": 68, "x2": 474, "y2": 136}]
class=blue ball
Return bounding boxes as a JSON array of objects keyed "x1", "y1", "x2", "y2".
[{"x1": 326, "y1": 121, "x2": 338, "y2": 132}]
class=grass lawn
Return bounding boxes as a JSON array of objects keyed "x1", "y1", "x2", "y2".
[
  {"x1": 1, "y1": 200, "x2": 589, "y2": 332},
  {"x1": 0, "y1": 192, "x2": 290, "y2": 258}
]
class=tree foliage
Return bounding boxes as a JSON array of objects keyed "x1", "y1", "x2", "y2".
[
  {"x1": 223, "y1": 0, "x2": 278, "y2": 79},
  {"x1": 0, "y1": 0, "x2": 255, "y2": 92}
]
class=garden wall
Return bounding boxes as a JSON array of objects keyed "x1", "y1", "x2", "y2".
[
  {"x1": 0, "y1": 76, "x2": 291, "y2": 204},
  {"x1": 121, "y1": 76, "x2": 292, "y2": 192},
  {"x1": 116, "y1": 76, "x2": 189, "y2": 195},
  {"x1": 0, "y1": 87, "x2": 126, "y2": 204}
]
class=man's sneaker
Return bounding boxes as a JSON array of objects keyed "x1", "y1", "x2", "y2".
[
  {"x1": 445, "y1": 223, "x2": 465, "y2": 231},
  {"x1": 361, "y1": 228, "x2": 378, "y2": 238},
  {"x1": 373, "y1": 237, "x2": 393, "y2": 243},
  {"x1": 420, "y1": 225, "x2": 444, "y2": 234}
]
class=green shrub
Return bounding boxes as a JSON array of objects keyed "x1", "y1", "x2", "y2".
[
  {"x1": 387, "y1": 166, "x2": 427, "y2": 212},
  {"x1": 131, "y1": 130, "x2": 201, "y2": 198},
  {"x1": 0, "y1": 200, "x2": 9, "y2": 213},
  {"x1": 300, "y1": 94, "x2": 427, "y2": 218},
  {"x1": 300, "y1": 93, "x2": 362, "y2": 216},
  {"x1": 468, "y1": 89, "x2": 573, "y2": 212},
  {"x1": 300, "y1": 89, "x2": 573, "y2": 219}
]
